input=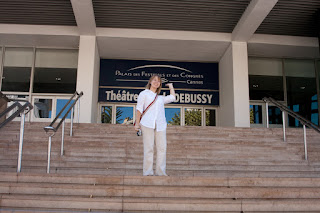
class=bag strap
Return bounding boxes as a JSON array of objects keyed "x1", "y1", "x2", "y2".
[
  {"x1": 135, "y1": 94, "x2": 158, "y2": 125},
  {"x1": 141, "y1": 94, "x2": 158, "y2": 118}
]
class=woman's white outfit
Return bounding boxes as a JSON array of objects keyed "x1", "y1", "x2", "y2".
[{"x1": 136, "y1": 89, "x2": 175, "y2": 176}]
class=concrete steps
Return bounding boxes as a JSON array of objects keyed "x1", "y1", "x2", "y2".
[
  {"x1": 1, "y1": 173, "x2": 320, "y2": 212},
  {"x1": 0, "y1": 121, "x2": 320, "y2": 212},
  {"x1": 0, "y1": 122, "x2": 319, "y2": 175}
]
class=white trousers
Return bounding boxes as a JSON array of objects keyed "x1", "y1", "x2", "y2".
[{"x1": 141, "y1": 125, "x2": 167, "y2": 176}]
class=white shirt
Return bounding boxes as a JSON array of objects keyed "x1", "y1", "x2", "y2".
[{"x1": 136, "y1": 89, "x2": 175, "y2": 132}]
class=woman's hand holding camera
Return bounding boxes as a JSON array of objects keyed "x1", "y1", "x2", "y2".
[{"x1": 134, "y1": 123, "x2": 141, "y2": 131}]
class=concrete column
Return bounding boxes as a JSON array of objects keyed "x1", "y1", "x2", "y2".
[
  {"x1": 76, "y1": 36, "x2": 100, "y2": 123},
  {"x1": 219, "y1": 42, "x2": 250, "y2": 127}
]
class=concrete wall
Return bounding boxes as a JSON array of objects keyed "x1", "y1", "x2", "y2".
[
  {"x1": 92, "y1": 39, "x2": 100, "y2": 123},
  {"x1": 219, "y1": 42, "x2": 250, "y2": 127},
  {"x1": 219, "y1": 44, "x2": 235, "y2": 127},
  {"x1": 232, "y1": 42, "x2": 250, "y2": 127},
  {"x1": 76, "y1": 35, "x2": 100, "y2": 123}
]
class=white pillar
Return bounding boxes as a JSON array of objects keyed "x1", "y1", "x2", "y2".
[
  {"x1": 76, "y1": 35, "x2": 100, "y2": 123},
  {"x1": 219, "y1": 44, "x2": 235, "y2": 127},
  {"x1": 219, "y1": 42, "x2": 250, "y2": 127}
]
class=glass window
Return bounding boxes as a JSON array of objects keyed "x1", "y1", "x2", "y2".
[
  {"x1": 33, "y1": 49, "x2": 78, "y2": 93},
  {"x1": 185, "y1": 108, "x2": 202, "y2": 126},
  {"x1": 165, "y1": 108, "x2": 181, "y2": 125},
  {"x1": 250, "y1": 105, "x2": 262, "y2": 124},
  {"x1": 34, "y1": 99, "x2": 53, "y2": 118},
  {"x1": 205, "y1": 109, "x2": 216, "y2": 126},
  {"x1": 56, "y1": 99, "x2": 75, "y2": 119},
  {"x1": 248, "y1": 58, "x2": 284, "y2": 101},
  {"x1": 101, "y1": 106, "x2": 112, "y2": 124},
  {"x1": 2, "y1": 47, "x2": 33, "y2": 92},
  {"x1": 268, "y1": 106, "x2": 282, "y2": 124},
  {"x1": 285, "y1": 59, "x2": 318, "y2": 127},
  {"x1": 116, "y1": 106, "x2": 133, "y2": 124},
  {"x1": 311, "y1": 94, "x2": 318, "y2": 126}
]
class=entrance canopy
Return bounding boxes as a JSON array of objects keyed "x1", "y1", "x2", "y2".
[{"x1": 0, "y1": 0, "x2": 319, "y2": 61}]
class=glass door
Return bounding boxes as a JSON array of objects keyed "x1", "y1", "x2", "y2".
[
  {"x1": 31, "y1": 95, "x2": 77, "y2": 122},
  {"x1": 101, "y1": 105, "x2": 113, "y2": 124},
  {"x1": 115, "y1": 105, "x2": 134, "y2": 124},
  {"x1": 204, "y1": 108, "x2": 217, "y2": 126},
  {"x1": 99, "y1": 104, "x2": 218, "y2": 127},
  {"x1": 183, "y1": 107, "x2": 203, "y2": 126},
  {"x1": 31, "y1": 96, "x2": 55, "y2": 122},
  {"x1": 267, "y1": 105, "x2": 284, "y2": 128},
  {"x1": 99, "y1": 103, "x2": 135, "y2": 125},
  {"x1": 165, "y1": 106, "x2": 181, "y2": 126},
  {"x1": 250, "y1": 101, "x2": 285, "y2": 128},
  {"x1": 250, "y1": 102, "x2": 264, "y2": 128},
  {"x1": 55, "y1": 98, "x2": 75, "y2": 121}
]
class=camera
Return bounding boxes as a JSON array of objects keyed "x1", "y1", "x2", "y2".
[{"x1": 137, "y1": 129, "x2": 142, "y2": 136}]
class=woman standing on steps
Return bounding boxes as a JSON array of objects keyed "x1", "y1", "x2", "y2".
[{"x1": 134, "y1": 75, "x2": 176, "y2": 176}]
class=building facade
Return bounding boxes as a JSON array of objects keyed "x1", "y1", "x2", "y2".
[{"x1": 0, "y1": 0, "x2": 319, "y2": 128}]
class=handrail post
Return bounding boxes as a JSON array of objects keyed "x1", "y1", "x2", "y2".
[
  {"x1": 266, "y1": 102, "x2": 269, "y2": 128},
  {"x1": 303, "y1": 125, "x2": 308, "y2": 160},
  {"x1": 77, "y1": 97, "x2": 80, "y2": 123},
  {"x1": 44, "y1": 91, "x2": 83, "y2": 169},
  {"x1": 263, "y1": 97, "x2": 319, "y2": 161},
  {"x1": 61, "y1": 120, "x2": 65, "y2": 156},
  {"x1": 70, "y1": 106, "x2": 74, "y2": 136},
  {"x1": 47, "y1": 135, "x2": 52, "y2": 173},
  {"x1": 282, "y1": 111, "x2": 286, "y2": 142},
  {"x1": 0, "y1": 100, "x2": 33, "y2": 172},
  {"x1": 17, "y1": 111, "x2": 26, "y2": 172}
]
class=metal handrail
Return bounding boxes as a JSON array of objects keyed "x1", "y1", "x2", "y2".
[
  {"x1": 43, "y1": 91, "x2": 83, "y2": 173},
  {"x1": 263, "y1": 97, "x2": 320, "y2": 133},
  {"x1": 0, "y1": 93, "x2": 33, "y2": 172},
  {"x1": 263, "y1": 96, "x2": 320, "y2": 160},
  {"x1": 0, "y1": 91, "x2": 9, "y2": 102},
  {"x1": 0, "y1": 102, "x2": 33, "y2": 129}
]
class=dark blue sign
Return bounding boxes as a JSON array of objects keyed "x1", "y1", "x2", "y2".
[
  {"x1": 100, "y1": 59, "x2": 218, "y2": 90},
  {"x1": 99, "y1": 59, "x2": 219, "y2": 105}
]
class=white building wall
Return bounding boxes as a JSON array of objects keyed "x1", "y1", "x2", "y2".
[
  {"x1": 76, "y1": 35, "x2": 100, "y2": 123},
  {"x1": 219, "y1": 42, "x2": 250, "y2": 127}
]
